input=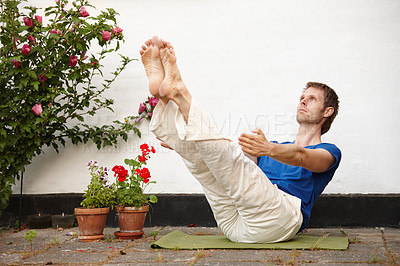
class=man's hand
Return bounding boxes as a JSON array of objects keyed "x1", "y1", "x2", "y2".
[
  {"x1": 156, "y1": 137, "x2": 174, "y2": 150},
  {"x1": 238, "y1": 128, "x2": 272, "y2": 157}
]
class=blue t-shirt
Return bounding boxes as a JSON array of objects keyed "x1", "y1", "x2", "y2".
[{"x1": 257, "y1": 141, "x2": 341, "y2": 232}]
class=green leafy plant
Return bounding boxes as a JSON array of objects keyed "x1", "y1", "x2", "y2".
[
  {"x1": 24, "y1": 229, "x2": 37, "y2": 251},
  {"x1": 104, "y1": 235, "x2": 114, "y2": 242},
  {"x1": 112, "y1": 143, "x2": 158, "y2": 208},
  {"x1": 0, "y1": 0, "x2": 151, "y2": 215},
  {"x1": 150, "y1": 230, "x2": 159, "y2": 240},
  {"x1": 81, "y1": 160, "x2": 116, "y2": 208}
]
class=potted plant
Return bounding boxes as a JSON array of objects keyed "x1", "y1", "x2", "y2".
[
  {"x1": 112, "y1": 143, "x2": 158, "y2": 239},
  {"x1": 75, "y1": 160, "x2": 116, "y2": 242}
]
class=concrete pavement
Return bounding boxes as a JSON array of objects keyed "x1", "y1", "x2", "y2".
[{"x1": 0, "y1": 226, "x2": 399, "y2": 265}]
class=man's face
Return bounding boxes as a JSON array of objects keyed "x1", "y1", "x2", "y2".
[{"x1": 296, "y1": 87, "x2": 327, "y2": 125}]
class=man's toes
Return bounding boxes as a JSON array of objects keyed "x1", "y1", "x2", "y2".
[
  {"x1": 141, "y1": 45, "x2": 147, "y2": 50},
  {"x1": 151, "y1": 36, "x2": 158, "y2": 44},
  {"x1": 165, "y1": 41, "x2": 173, "y2": 49},
  {"x1": 153, "y1": 36, "x2": 164, "y2": 49}
]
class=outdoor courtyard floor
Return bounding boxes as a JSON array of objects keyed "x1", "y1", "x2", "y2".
[{"x1": 0, "y1": 226, "x2": 399, "y2": 265}]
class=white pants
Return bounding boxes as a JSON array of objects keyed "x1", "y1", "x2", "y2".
[{"x1": 149, "y1": 100, "x2": 303, "y2": 243}]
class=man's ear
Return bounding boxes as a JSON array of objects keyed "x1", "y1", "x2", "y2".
[{"x1": 324, "y1": 107, "x2": 334, "y2": 118}]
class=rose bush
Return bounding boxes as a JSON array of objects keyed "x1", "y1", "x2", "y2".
[{"x1": 0, "y1": 0, "x2": 152, "y2": 214}]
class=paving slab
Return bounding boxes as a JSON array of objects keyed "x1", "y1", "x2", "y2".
[{"x1": 0, "y1": 226, "x2": 398, "y2": 265}]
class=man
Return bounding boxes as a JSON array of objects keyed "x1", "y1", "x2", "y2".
[{"x1": 140, "y1": 36, "x2": 341, "y2": 243}]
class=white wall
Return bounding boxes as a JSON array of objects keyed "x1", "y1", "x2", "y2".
[{"x1": 13, "y1": 0, "x2": 400, "y2": 194}]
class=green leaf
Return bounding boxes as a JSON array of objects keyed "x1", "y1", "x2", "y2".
[
  {"x1": 149, "y1": 195, "x2": 158, "y2": 203},
  {"x1": 31, "y1": 81, "x2": 40, "y2": 90},
  {"x1": 27, "y1": 70, "x2": 37, "y2": 80},
  {"x1": 124, "y1": 159, "x2": 134, "y2": 166}
]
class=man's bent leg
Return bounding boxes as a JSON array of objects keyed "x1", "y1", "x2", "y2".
[{"x1": 173, "y1": 100, "x2": 303, "y2": 243}]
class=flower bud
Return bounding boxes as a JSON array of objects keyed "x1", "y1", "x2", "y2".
[
  {"x1": 112, "y1": 26, "x2": 123, "y2": 35},
  {"x1": 23, "y1": 17, "x2": 33, "y2": 27},
  {"x1": 32, "y1": 103, "x2": 43, "y2": 115},
  {"x1": 34, "y1": 15, "x2": 42, "y2": 24},
  {"x1": 21, "y1": 44, "x2": 31, "y2": 55},
  {"x1": 69, "y1": 55, "x2": 78, "y2": 67},
  {"x1": 149, "y1": 97, "x2": 159, "y2": 107},
  {"x1": 138, "y1": 103, "x2": 146, "y2": 114},
  {"x1": 79, "y1": 6, "x2": 90, "y2": 17},
  {"x1": 12, "y1": 60, "x2": 21, "y2": 68},
  {"x1": 102, "y1": 30, "x2": 111, "y2": 41}
]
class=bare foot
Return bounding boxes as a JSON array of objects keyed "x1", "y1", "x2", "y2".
[
  {"x1": 140, "y1": 36, "x2": 165, "y2": 98},
  {"x1": 159, "y1": 45, "x2": 192, "y2": 122},
  {"x1": 159, "y1": 45, "x2": 183, "y2": 98}
]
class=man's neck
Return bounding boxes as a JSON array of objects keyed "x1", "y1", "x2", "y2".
[{"x1": 295, "y1": 124, "x2": 322, "y2": 147}]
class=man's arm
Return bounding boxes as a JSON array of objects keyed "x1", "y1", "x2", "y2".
[{"x1": 238, "y1": 129, "x2": 336, "y2": 173}]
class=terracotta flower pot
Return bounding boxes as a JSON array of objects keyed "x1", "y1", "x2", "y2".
[
  {"x1": 74, "y1": 207, "x2": 109, "y2": 242},
  {"x1": 114, "y1": 205, "x2": 149, "y2": 239}
]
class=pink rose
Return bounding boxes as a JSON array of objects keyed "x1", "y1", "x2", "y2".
[
  {"x1": 50, "y1": 29, "x2": 57, "y2": 34},
  {"x1": 34, "y1": 15, "x2": 42, "y2": 24},
  {"x1": 32, "y1": 103, "x2": 43, "y2": 115},
  {"x1": 112, "y1": 26, "x2": 123, "y2": 35},
  {"x1": 102, "y1": 30, "x2": 111, "y2": 41},
  {"x1": 138, "y1": 103, "x2": 146, "y2": 114},
  {"x1": 23, "y1": 17, "x2": 33, "y2": 27},
  {"x1": 28, "y1": 35, "x2": 36, "y2": 44},
  {"x1": 79, "y1": 6, "x2": 90, "y2": 17},
  {"x1": 21, "y1": 44, "x2": 31, "y2": 55},
  {"x1": 149, "y1": 97, "x2": 159, "y2": 107},
  {"x1": 69, "y1": 55, "x2": 78, "y2": 67},
  {"x1": 12, "y1": 60, "x2": 21, "y2": 68}
]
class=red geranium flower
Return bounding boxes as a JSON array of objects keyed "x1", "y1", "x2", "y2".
[
  {"x1": 112, "y1": 165, "x2": 128, "y2": 182},
  {"x1": 139, "y1": 156, "x2": 146, "y2": 162},
  {"x1": 140, "y1": 143, "x2": 149, "y2": 151},
  {"x1": 140, "y1": 168, "x2": 151, "y2": 179}
]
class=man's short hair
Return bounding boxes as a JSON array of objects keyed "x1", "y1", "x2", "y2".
[{"x1": 305, "y1": 82, "x2": 339, "y2": 135}]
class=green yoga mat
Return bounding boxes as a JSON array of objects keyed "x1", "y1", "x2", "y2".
[{"x1": 151, "y1": 231, "x2": 348, "y2": 250}]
